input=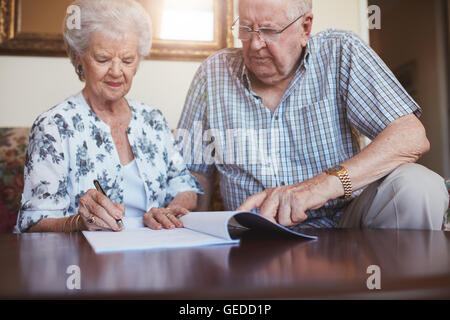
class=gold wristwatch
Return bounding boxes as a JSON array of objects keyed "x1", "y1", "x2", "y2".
[{"x1": 325, "y1": 165, "x2": 352, "y2": 199}]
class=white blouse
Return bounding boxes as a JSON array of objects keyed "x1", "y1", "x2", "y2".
[{"x1": 122, "y1": 159, "x2": 147, "y2": 217}]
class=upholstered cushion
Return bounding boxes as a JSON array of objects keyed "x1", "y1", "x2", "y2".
[
  {"x1": 446, "y1": 180, "x2": 450, "y2": 228},
  {"x1": 210, "y1": 171, "x2": 224, "y2": 211},
  {"x1": 0, "y1": 128, "x2": 30, "y2": 233}
]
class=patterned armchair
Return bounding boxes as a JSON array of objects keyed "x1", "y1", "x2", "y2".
[
  {"x1": 0, "y1": 128, "x2": 30, "y2": 233},
  {"x1": 446, "y1": 180, "x2": 450, "y2": 230}
]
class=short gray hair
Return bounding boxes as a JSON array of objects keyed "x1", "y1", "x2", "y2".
[
  {"x1": 237, "y1": 0, "x2": 312, "y2": 21},
  {"x1": 287, "y1": 0, "x2": 312, "y2": 20},
  {"x1": 63, "y1": 0, "x2": 152, "y2": 79}
]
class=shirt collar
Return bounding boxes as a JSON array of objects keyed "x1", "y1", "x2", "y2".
[{"x1": 74, "y1": 91, "x2": 136, "y2": 132}]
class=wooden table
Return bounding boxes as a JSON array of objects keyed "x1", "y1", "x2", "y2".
[{"x1": 1, "y1": 229, "x2": 449, "y2": 299}]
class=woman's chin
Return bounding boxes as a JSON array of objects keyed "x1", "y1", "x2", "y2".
[{"x1": 96, "y1": 89, "x2": 128, "y2": 104}]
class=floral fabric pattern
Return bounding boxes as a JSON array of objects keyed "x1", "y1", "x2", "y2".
[
  {"x1": 0, "y1": 128, "x2": 29, "y2": 233},
  {"x1": 446, "y1": 180, "x2": 450, "y2": 229},
  {"x1": 15, "y1": 92, "x2": 202, "y2": 233}
]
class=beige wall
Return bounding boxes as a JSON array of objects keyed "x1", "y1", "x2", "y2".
[
  {"x1": 0, "y1": 56, "x2": 201, "y2": 129},
  {"x1": 0, "y1": 0, "x2": 368, "y2": 130},
  {"x1": 370, "y1": 0, "x2": 449, "y2": 177}
]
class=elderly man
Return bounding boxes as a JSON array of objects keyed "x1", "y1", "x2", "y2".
[{"x1": 177, "y1": 0, "x2": 448, "y2": 230}]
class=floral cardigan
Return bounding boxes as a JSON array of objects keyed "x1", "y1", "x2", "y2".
[{"x1": 15, "y1": 92, "x2": 202, "y2": 233}]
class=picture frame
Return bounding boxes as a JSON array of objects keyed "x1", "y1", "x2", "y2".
[{"x1": 0, "y1": 0, "x2": 234, "y2": 61}]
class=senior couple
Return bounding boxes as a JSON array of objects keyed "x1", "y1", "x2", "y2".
[{"x1": 15, "y1": 0, "x2": 448, "y2": 233}]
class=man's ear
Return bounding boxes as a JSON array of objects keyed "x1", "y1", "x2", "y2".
[{"x1": 300, "y1": 12, "x2": 314, "y2": 47}]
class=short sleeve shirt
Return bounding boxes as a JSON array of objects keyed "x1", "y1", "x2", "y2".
[{"x1": 177, "y1": 29, "x2": 421, "y2": 228}]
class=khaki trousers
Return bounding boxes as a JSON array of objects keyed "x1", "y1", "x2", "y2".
[{"x1": 338, "y1": 163, "x2": 449, "y2": 230}]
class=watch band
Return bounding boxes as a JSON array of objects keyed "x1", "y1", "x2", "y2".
[
  {"x1": 325, "y1": 165, "x2": 353, "y2": 199},
  {"x1": 338, "y1": 170, "x2": 353, "y2": 199}
]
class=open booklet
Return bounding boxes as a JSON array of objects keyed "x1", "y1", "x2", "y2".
[{"x1": 82, "y1": 211, "x2": 318, "y2": 253}]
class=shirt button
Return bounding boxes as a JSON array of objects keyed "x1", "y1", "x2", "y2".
[
  {"x1": 274, "y1": 115, "x2": 279, "y2": 120},
  {"x1": 281, "y1": 181, "x2": 286, "y2": 186}
]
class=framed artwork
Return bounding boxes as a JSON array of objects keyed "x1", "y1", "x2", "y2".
[{"x1": 0, "y1": 0, "x2": 234, "y2": 60}]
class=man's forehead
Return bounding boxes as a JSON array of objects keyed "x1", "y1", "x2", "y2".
[
  {"x1": 238, "y1": 0, "x2": 290, "y2": 22},
  {"x1": 238, "y1": 0, "x2": 290, "y2": 13}
]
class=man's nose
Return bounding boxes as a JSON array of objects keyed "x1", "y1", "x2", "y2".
[{"x1": 249, "y1": 31, "x2": 266, "y2": 50}]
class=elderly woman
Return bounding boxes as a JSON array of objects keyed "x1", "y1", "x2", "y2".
[{"x1": 15, "y1": 0, "x2": 202, "y2": 233}]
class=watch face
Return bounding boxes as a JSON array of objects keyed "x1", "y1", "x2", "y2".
[{"x1": 328, "y1": 165, "x2": 344, "y2": 173}]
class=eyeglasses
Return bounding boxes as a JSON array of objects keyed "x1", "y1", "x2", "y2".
[{"x1": 231, "y1": 14, "x2": 305, "y2": 43}]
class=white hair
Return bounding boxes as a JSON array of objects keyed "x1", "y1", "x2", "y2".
[
  {"x1": 63, "y1": 0, "x2": 152, "y2": 80},
  {"x1": 287, "y1": 0, "x2": 313, "y2": 20},
  {"x1": 237, "y1": 0, "x2": 312, "y2": 21}
]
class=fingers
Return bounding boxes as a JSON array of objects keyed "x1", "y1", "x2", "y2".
[
  {"x1": 113, "y1": 203, "x2": 125, "y2": 218},
  {"x1": 143, "y1": 207, "x2": 188, "y2": 230},
  {"x1": 143, "y1": 211, "x2": 162, "y2": 230},
  {"x1": 93, "y1": 191, "x2": 124, "y2": 220},
  {"x1": 259, "y1": 190, "x2": 279, "y2": 224},
  {"x1": 277, "y1": 194, "x2": 293, "y2": 226},
  {"x1": 153, "y1": 208, "x2": 176, "y2": 229},
  {"x1": 238, "y1": 187, "x2": 308, "y2": 226},
  {"x1": 237, "y1": 191, "x2": 268, "y2": 212},
  {"x1": 291, "y1": 205, "x2": 307, "y2": 225},
  {"x1": 166, "y1": 206, "x2": 189, "y2": 228},
  {"x1": 167, "y1": 212, "x2": 183, "y2": 228},
  {"x1": 167, "y1": 206, "x2": 189, "y2": 216},
  {"x1": 237, "y1": 190, "x2": 278, "y2": 224},
  {"x1": 78, "y1": 205, "x2": 113, "y2": 231},
  {"x1": 167, "y1": 206, "x2": 189, "y2": 219},
  {"x1": 291, "y1": 193, "x2": 308, "y2": 225},
  {"x1": 78, "y1": 189, "x2": 123, "y2": 231}
]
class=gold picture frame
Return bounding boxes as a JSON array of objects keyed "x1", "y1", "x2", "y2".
[{"x1": 0, "y1": 0, "x2": 234, "y2": 61}]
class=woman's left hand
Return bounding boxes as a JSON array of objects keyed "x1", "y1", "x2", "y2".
[{"x1": 143, "y1": 206, "x2": 189, "y2": 230}]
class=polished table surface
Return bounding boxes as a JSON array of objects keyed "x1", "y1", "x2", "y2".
[{"x1": 1, "y1": 228, "x2": 450, "y2": 299}]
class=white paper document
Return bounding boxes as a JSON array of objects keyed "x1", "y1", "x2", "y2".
[{"x1": 82, "y1": 211, "x2": 317, "y2": 253}]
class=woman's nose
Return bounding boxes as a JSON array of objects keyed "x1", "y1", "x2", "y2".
[{"x1": 109, "y1": 60, "x2": 122, "y2": 77}]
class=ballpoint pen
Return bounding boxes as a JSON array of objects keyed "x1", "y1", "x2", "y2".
[{"x1": 93, "y1": 179, "x2": 124, "y2": 229}]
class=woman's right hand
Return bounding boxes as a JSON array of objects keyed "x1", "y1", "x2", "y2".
[{"x1": 77, "y1": 189, "x2": 125, "y2": 231}]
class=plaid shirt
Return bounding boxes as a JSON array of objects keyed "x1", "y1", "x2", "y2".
[{"x1": 177, "y1": 29, "x2": 421, "y2": 228}]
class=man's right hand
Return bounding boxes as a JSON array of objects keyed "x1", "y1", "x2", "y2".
[{"x1": 237, "y1": 173, "x2": 342, "y2": 226}]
